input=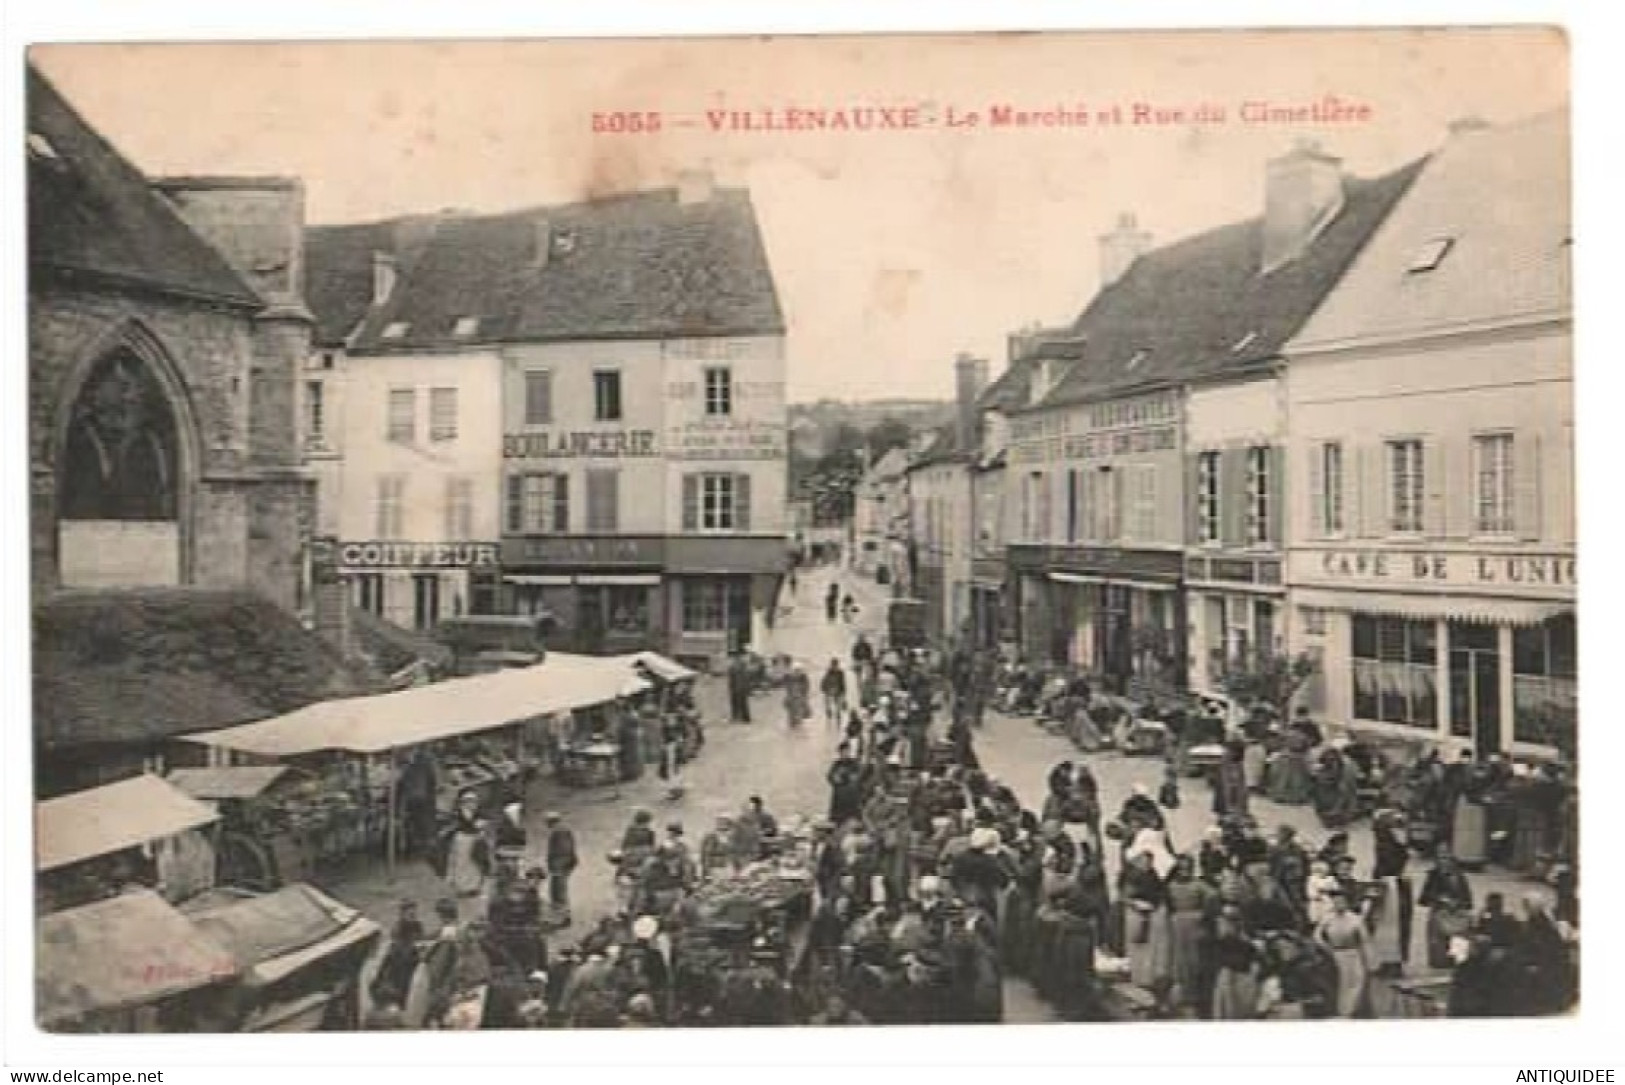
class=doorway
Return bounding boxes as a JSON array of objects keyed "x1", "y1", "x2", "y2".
[{"x1": 1448, "y1": 621, "x2": 1501, "y2": 754}]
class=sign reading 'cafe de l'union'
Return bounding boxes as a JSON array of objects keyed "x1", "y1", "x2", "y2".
[{"x1": 1294, "y1": 549, "x2": 1576, "y2": 593}]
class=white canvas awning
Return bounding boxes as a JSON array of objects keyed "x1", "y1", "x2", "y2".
[
  {"x1": 37, "y1": 775, "x2": 219, "y2": 873},
  {"x1": 576, "y1": 573, "x2": 661, "y2": 586},
  {"x1": 503, "y1": 575, "x2": 573, "y2": 586},
  {"x1": 183, "y1": 652, "x2": 651, "y2": 758},
  {"x1": 623, "y1": 650, "x2": 698, "y2": 683}
]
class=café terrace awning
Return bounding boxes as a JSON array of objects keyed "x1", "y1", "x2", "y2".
[
  {"x1": 37, "y1": 775, "x2": 219, "y2": 873},
  {"x1": 183, "y1": 652, "x2": 650, "y2": 759},
  {"x1": 1292, "y1": 587, "x2": 1572, "y2": 627}
]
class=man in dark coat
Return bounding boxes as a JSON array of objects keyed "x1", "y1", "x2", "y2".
[
  {"x1": 726, "y1": 651, "x2": 752, "y2": 722},
  {"x1": 545, "y1": 812, "x2": 579, "y2": 926}
]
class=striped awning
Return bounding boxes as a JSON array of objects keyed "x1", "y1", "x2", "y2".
[{"x1": 1293, "y1": 587, "x2": 1571, "y2": 626}]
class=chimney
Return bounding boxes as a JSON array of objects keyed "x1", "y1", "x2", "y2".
[
  {"x1": 954, "y1": 352, "x2": 990, "y2": 452},
  {"x1": 531, "y1": 219, "x2": 552, "y2": 268},
  {"x1": 372, "y1": 251, "x2": 397, "y2": 305},
  {"x1": 1098, "y1": 212, "x2": 1153, "y2": 288},
  {"x1": 1262, "y1": 139, "x2": 1345, "y2": 273},
  {"x1": 677, "y1": 168, "x2": 715, "y2": 206}
]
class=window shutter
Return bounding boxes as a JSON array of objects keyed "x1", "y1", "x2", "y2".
[
  {"x1": 682, "y1": 474, "x2": 699, "y2": 532},
  {"x1": 1422, "y1": 437, "x2": 1445, "y2": 538},
  {"x1": 1358, "y1": 444, "x2": 1384, "y2": 538},
  {"x1": 1220, "y1": 447, "x2": 1245, "y2": 547},
  {"x1": 1111, "y1": 467, "x2": 1126, "y2": 542},
  {"x1": 1267, "y1": 445, "x2": 1284, "y2": 547},
  {"x1": 506, "y1": 475, "x2": 523, "y2": 533},
  {"x1": 1307, "y1": 444, "x2": 1326, "y2": 539},
  {"x1": 1515, "y1": 432, "x2": 1543, "y2": 540},
  {"x1": 736, "y1": 474, "x2": 752, "y2": 531},
  {"x1": 1185, "y1": 453, "x2": 1202, "y2": 546},
  {"x1": 554, "y1": 474, "x2": 570, "y2": 533},
  {"x1": 1443, "y1": 437, "x2": 1470, "y2": 539}
]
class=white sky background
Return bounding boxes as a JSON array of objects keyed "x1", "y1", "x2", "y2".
[{"x1": 32, "y1": 30, "x2": 1566, "y2": 400}]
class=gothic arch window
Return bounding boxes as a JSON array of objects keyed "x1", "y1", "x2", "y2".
[{"x1": 60, "y1": 349, "x2": 179, "y2": 521}]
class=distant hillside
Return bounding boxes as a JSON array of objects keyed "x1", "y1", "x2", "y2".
[{"x1": 789, "y1": 398, "x2": 952, "y2": 459}]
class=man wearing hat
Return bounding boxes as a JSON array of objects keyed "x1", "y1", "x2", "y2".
[{"x1": 544, "y1": 811, "x2": 578, "y2": 927}]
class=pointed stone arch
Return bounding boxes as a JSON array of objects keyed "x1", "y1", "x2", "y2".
[{"x1": 51, "y1": 318, "x2": 203, "y2": 586}]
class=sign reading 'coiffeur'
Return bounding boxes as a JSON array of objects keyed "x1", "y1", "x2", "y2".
[
  {"x1": 503, "y1": 430, "x2": 658, "y2": 459},
  {"x1": 339, "y1": 541, "x2": 501, "y2": 568}
]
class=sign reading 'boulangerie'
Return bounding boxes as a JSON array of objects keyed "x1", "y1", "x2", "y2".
[
  {"x1": 503, "y1": 430, "x2": 659, "y2": 459},
  {"x1": 1304, "y1": 549, "x2": 1576, "y2": 589}
]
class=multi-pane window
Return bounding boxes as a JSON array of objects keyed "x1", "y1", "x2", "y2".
[
  {"x1": 586, "y1": 469, "x2": 620, "y2": 533},
  {"x1": 1474, "y1": 433, "x2": 1515, "y2": 535},
  {"x1": 593, "y1": 370, "x2": 623, "y2": 422},
  {"x1": 305, "y1": 380, "x2": 325, "y2": 444},
  {"x1": 444, "y1": 476, "x2": 473, "y2": 538},
  {"x1": 682, "y1": 580, "x2": 727, "y2": 631},
  {"x1": 1246, "y1": 445, "x2": 1271, "y2": 545},
  {"x1": 506, "y1": 473, "x2": 570, "y2": 533},
  {"x1": 387, "y1": 388, "x2": 415, "y2": 442},
  {"x1": 524, "y1": 370, "x2": 553, "y2": 425},
  {"x1": 429, "y1": 387, "x2": 458, "y2": 442},
  {"x1": 702, "y1": 474, "x2": 737, "y2": 530},
  {"x1": 1388, "y1": 439, "x2": 1424, "y2": 534},
  {"x1": 1093, "y1": 466, "x2": 1121, "y2": 542},
  {"x1": 376, "y1": 475, "x2": 406, "y2": 537},
  {"x1": 703, "y1": 366, "x2": 733, "y2": 417},
  {"x1": 1197, "y1": 451, "x2": 1220, "y2": 544},
  {"x1": 1319, "y1": 441, "x2": 1345, "y2": 535},
  {"x1": 1352, "y1": 614, "x2": 1437, "y2": 727},
  {"x1": 682, "y1": 473, "x2": 752, "y2": 532},
  {"x1": 1512, "y1": 615, "x2": 1577, "y2": 748}
]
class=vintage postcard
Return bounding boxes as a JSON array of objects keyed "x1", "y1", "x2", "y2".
[{"x1": 25, "y1": 28, "x2": 1573, "y2": 1035}]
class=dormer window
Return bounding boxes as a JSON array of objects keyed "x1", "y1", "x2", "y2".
[
  {"x1": 452, "y1": 316, "x2": 480, "y2": 338},
  {"x1": 1231, "y1": 330, "x2": 1259, "y2": 354},
  {"x1": 1407, "y1": 237, "x2": 1454, "y2": 274},
  {"x1": 382, "y1": 321, "x2": 410, "y2": 340}
]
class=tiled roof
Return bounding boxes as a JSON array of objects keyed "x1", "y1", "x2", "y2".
[
  {"x1": 864, "y1": 446, "x2": 912, "y2": 482},
  {"x1": 311, "y1": 187, "x2": 783, "y2": 353},
  {"x1": 301, "y1": 219, "x2": 400, "y2": 347},
  {"x1": 1291, "y1": 110, "x2": 1570, "y2": 349},
  {"x1": 33, "y1": 588, "x2": 365, "y2": 752},
  {"x1": 1036, "y1": 157, "x2": 1427, "y2": 410},
  {"x1": 906, "y1": 423, "x2": 965, "y2": 470},
  {"x1": 26, "y1": 67, "x2": 262, "y2": 309}
]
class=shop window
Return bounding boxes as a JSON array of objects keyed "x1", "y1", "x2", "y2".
[
  {"x1": 469, "y1": 572, "x2": 500, "y2": 615},
  {"x1": 1387, "y1": 439, "x2": 1424, "y2": 534},
  {"x1": 704, "y1": 366, "x2": 733, "y2": 417},
  {"x1": 1474, "y1": 433, "x2": 1515, "y2": 535},
  {"x1": 1513, "y1": 615, "x2": 1577, "y2": 748},
  {"x1": 1351, "y1": 614, "x2": 1436, "y2": 728},
  {"x1": 1197, "y1": 451, "x2": 1220, "y2": 544},
  {"x1": 387, "y1": 388, "x2": 416, "y2": 443},
  {"x1": 607, "y1": 587, "x2": 651, "y2": 634},
  {"x1": 682, "y1": 580, "x2": 727, "y2": 632}
]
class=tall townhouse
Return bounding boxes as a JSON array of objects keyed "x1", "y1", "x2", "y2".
[
  {"x1": 307, "y1": 171, "x2": 786, "y2": 663},
  {"x1": 1008, "y1": 147, "x2": 1421, "y2": 699},
  {"x1": 1284, "y1": 111, "x2": 1573, "y2": 759},
  {"x1": 854, "y1": 445, "x2": 911, "y2": 580}
]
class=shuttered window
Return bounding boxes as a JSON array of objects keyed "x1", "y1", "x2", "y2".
[
  {"x1": 685, "y1": 473, "x2": 751, "y2": 531},
  {"x1": 510, "y1": 473, "x2": 569, "y2": 533},
  {"x1": 377, "y1": 475, "x2": 406, "y2": 537},
  {"x1": 1312, "y1": 441, "x2": 1344, "y2": 536},
  {"x1": 1245, "y1": 446, "x2": 1272, "y2": 544},
  {"x1": 586, "y1": 469, "x2": 620, "y2": 533},
  {"x1": 429, "y1": 387, "x2": 458, "y2": 441},
  {"x1": 1387, "y1": 439, "x2": 1424, "y2": 534},
  {"x1": 444, "y1": 476, "x2": 473, "y2": 537},
  {"x1": 1130, "y1": 464, "x2": 1157, "y2": 542},
  {"x1": 1196, "y1": 451, "x2": 1220, "y2": 544},
  {"x1": 1473, "y1": 433, "x2": 1515, "y2": 535},
  {"x1": 524, "y1": 370, "x2": 553, "y2": 425},
  {"x1": 387, "y1": 388, "x2": 415, "y2": 443}
]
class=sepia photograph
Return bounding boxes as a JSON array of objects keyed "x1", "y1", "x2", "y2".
[{"x1": 21, "y1": 26, "x2": 1578, "y2": 1040}]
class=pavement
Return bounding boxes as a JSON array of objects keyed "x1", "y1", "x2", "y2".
[{"x1": 322, "y1": 558, "x2": 1546, "y2": 1023}]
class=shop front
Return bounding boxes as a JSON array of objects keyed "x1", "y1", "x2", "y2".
[
  {"x1": 969, "y1": 557, "x2": 1006, "y2": 651},
  {"x1": 1288, "y1": 547, "x2": 1576, "y2": 757},
  {"x1": 337, "y1": 539, "x2": 502, "y2": 631},
  {"x1": 665, "y1": 535, "x2": 788, "y2": 667},
  {"x1": 1185, "y1": 553, "x2": 1286, "y2": 696},
  {"x1": 500, "y1": 535, "x2": 666, "y2": 656}
]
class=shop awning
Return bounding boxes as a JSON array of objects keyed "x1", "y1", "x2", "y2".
[
  {"x1": 1048, "y1": 571, "x2": 1177, "y2": 592},
  {"x1": 503, "y1": 575, "x2": 573, "y2": 586},
  {"x1": 577, "y1": 573, "x2": 661, "y2": 586},
  {"x1": 182, "y1": 652, "x2": 651, "y2": 757},
  {"x1": 37, "y1": 775, "x2": 219, "y2": 873},
  {"x1": 1293, "y1": 588, "x2": 1571, "y2": 626},
  {"x1": 180, "y1": 883, "x2": 380, "y2": 989},
  {"x1": 166, "y1": 766, "x2": 291, "y2": 802},
  {"x1": 37, "y1": 889, "x2": 239, "y2": 1026}
]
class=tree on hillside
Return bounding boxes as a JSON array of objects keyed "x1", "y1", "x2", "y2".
[{"x1": 867, "y1": 416, "x2": 913, "y2": 460}]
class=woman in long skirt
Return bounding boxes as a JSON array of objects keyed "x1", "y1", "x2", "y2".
[
  {"x1": 1367, "y1": 811, "x2": 1413, "y2": 974},
  {"x1": 1243, "y1": 742, "x2": 1268, "y2": 794},
  {"x1": 1163, "y1": 856, "x2": 1213, "y2": 1013},
  {"x1": 1120, "y1": 851, "x2": 1170, "y2": 991},
  {"x1": 1419, "y1": 849, "x2": 1475, "y2": 969},
  {"x1": 1210, "y1": 905, "x2": 1259, "y2": 1020},
  {"x1": 1316, "y1": 890, "x2": 1372, "y2": 1017},
  {"x1": 1451, "y1": 791, "x2": 1490, "y2": 868}
]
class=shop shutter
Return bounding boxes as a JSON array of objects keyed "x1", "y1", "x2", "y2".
[
  {"x1": 1185, "y1": 453, "x2": 1203, "y2": 545},
  {"x1": 681, "y1": 474, "x2": 699, "y2": 531},
  {"x1": 1306, "y1": 443, "x2": 1326, "y2": 539},
  {"x1": 1422, "y1": 437, "x2": 1445, "y2": 538},
  {"x1": 1514, "y1": 432, "x2": 1543, "y2": 540},
  {"x1": 1442, "y1": 436, "x2": 1471, "y2": 539},
  {"x1": 1220, "y1": 447, "x2": 1246, "y2": 547},
  {"x1": 505, "y1": 474, "x2": 524, "y2": 533},
  {"x1": 553, "y1": 474, "x2": 570, "y2": 533},
  {"x1": 1267, "y1": 444, "x2": 1284, "y2": 547},
  {"x1": 735, "y1": 474, "x2": 753, "y2": 531}
]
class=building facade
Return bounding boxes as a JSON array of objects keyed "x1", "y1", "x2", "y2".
[{"x1": 1284, "y1": 111, "x2": 1573, "y2": 758}]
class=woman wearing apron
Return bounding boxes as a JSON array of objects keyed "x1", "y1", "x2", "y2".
[
  {"x1": 1316, "y1": 889, "x2": 1372, "y2": 1018},
  {"x1": 1366, "y1": 809, "x2": 1414, "y2": 975}
]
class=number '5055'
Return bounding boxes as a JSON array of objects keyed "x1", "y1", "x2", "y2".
[{"x1": 592, "y1": 112, "x2": 662, "y2": 133}]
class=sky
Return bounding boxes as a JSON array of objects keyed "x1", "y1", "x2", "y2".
[{"x1": 33, "y1": 30, "x2": 1567, "y2": 403}]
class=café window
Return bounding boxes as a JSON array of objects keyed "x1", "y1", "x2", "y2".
[
  {"x1": 593, "y1": 369, "x2": 623, "y2": 422},
  {"x1": 387, "y1": 388, "x2": 416, "y2": 443},
  {"x1": 1387, "y1": 438, "x2": 1424, "y2": 534},
  {"x1": 506, "y1": 472, "x2": 570, "y2": 533},
  {"x1": 704, "y1": 366, "x2": 733, "y2": 417},
  {"x1": 376, "y1": 475, "x2": 406, "y2": 537},
  {"x1": 1197, "y1": 451, "x2": 1220, "y2": 544},
  {"x1": 1352, "y1": 613, "x2": 1437, "y2": 728},
  {"x1": 429, "y1": 387, "x2": 458, "y2": 442},
  {"x1": 524, "y1": 370, "x2": 553, "y2": 425},
  {"x1": 1513, "y1": 614, "x2": 1578, "y2": 748},
  {"x1": 1474, "y1": 432, "x2": 1515, "y2": 536},
  {"x1": 682, "y1": 579, "x2": 727, "y2": 632},
  {"x1": 1246, "y1": 445, "x2": 1271, "y2": 544}
]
